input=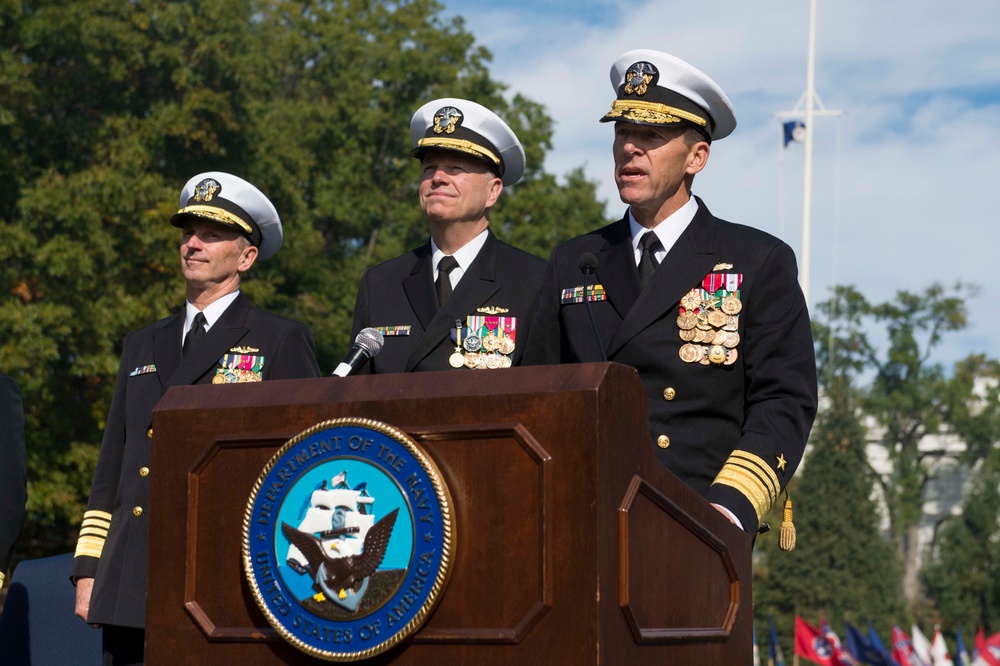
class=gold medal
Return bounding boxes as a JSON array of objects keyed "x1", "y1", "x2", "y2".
[
  {"x1": 707, "y1": 310, "x2": 728, "y2": 328},
  {"x1": 486, "y1": 354, "x2": 502, "y2": 369},
  {"x1": 499, "y1": 338, "x2": 515, "y2": 354},
  {"x1": 464, "y1": 352, "x2": 479, "y2": 368},
  {"x1": 212, "y1": 374, "x2": 226, "y2": 385},
  {"x1": 679, "y1": 343, "x2": 701, "y2": 363},
  {"x1": 723, "y1": 315, "x2": 739, "y2": 332},
  {"x1": 676, "y1": 313, "x2": 697, "y2": 330},
  {"x1": 724, "y1": 348, "x2": 739, "y2": 365},
  {"x1": 449, "y1": 351, "x2": 465, "y2": 368},
  {"x1": 708, "y1": 345, "x2": 727, "y2": 365},
  {"x1": 721, "y1": 294, "x2": 742, "y2": 315},
  {"x1": 679, "y1": 328, "x2": 696, "y2": 342},
  {"x1": 499, "y1": 355, "x2": 512, "y2": 368},
  {"x1": 680, "y1": 290, "x2": 701, "y2": 311},
  {"x1": 712, "y1": 329, "x2": 728, "y2": 346},
  {"x1": 724, "y1": 331, "x2": 740, "y2": 349}
]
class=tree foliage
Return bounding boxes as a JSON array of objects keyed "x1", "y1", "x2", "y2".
[
  {"x1": 798, "y1": 283, "x2": 1000, "y2": 616},
  {"x1": 0, "y1": 0, "x2": 609, "y2": 558},
  {"x1": 921, "y1": 451, "x2": 1000, "y2": 634},
  {"x1": 753, "y1": 316, "x2": 905, "y2": 654}
]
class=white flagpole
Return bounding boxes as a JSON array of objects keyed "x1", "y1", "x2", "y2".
[{"x1": 801, "y1": 0, "x2": 818, "y2": 305}]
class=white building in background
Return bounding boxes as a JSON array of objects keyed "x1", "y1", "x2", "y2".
[{"x1": 863, "y1": 421, "x2": 976, "y2": 569}]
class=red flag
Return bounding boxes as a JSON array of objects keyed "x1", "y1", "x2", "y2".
[
  {"x1": 980, "y1": 629, "x2": 1000, "y2": 666},
  {"x1": 796, "y1": 616, "x2": 836, "y2": 666},
  {"x1": 892, "y1": 625, "x2": 925, "y2": 666}
]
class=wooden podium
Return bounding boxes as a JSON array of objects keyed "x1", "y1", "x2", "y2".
[{"x1": 146, "y1": 363, "x2": 752, "y2": 664}]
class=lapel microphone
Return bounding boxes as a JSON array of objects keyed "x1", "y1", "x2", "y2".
[{"x1": 578, "y1": 253, "x2": 607, "y2": 362}]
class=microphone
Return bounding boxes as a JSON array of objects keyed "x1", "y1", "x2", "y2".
[
  {"x1": 332, "y1": 327, "x2": 385, "y2": 377},
  {"x1": 578, "y1": 253, "x2": 607, "y2": 362}
]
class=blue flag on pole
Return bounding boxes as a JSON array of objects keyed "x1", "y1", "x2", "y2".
[
  {"x1": 769, "y1": 616, "x2": 786, "y2": 666},
  {"x1": 846, "y1": 621, "x2": 896, "y2": 665},
  {"x1": 868, "y1": 622, "x2": 901, "y2": 666},
  {"x1": 955, "y1": 626, "x2": 971, "y2": 666},
  {"x1": 783, "y1": 120, "x2": 805, "y2": 147}
]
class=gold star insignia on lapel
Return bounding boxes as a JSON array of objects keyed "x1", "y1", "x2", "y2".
[{"x1": 776, "y1": 453, "x2": 787, "y2": 472}]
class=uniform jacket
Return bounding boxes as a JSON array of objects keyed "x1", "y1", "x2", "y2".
[
  {"x1": 72, "y1": 293, "x2": 321, "y2": 627},
  {"x1": 524, "y1": 199, "x2": 818, "y2": 534},
  {"x1": 0, "y1": 371, "x2": 26, "y2": 587},
  {"x1": 351, "y1": 229, "x2": 546, "y2": 373}
]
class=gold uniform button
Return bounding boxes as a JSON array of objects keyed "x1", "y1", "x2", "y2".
[
  {"x1": 663, "y1": 387, "x2": 676, "y2": 401},
  {"x1": 657, "y1": 435, "x2": 670, "y2": 449},
  {"x1": 146, "y1": 428, "x2": 153, "y2": 439},
  {"x1": 139, "y1": 467, "x2": 150, "y2": 477},
  {"x1": 132, "y1": 506, "x2": 143, "y2": 517}
]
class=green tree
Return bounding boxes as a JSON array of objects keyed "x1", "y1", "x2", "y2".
[
  {"x1": 794, "y1": 284, "x2": 1000, "y2": 616},
  {"x1": 753, "y1": 292, "x2": 905, "y2": 653},
  {"x1": 921, "y1": 450, "x2": 1000, "y2": 634},
  {"x1": 0, "y1": 0, "x2": 608, "y2": 559}
]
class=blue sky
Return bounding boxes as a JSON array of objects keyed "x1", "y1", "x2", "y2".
[{"x1": 440, "y1": 0, "x2": 1000, "y2": 366}]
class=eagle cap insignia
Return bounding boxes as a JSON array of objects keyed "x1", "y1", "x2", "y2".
[
  {"x1": 713, "y1": 262, "x2": 734, "y2": 271},
  {"x1": 193, "y1": 178, "x2": 221, "y2": 203},
  {"x1": 476, "y1": 306, "x2": 510, "y2": 315},
  {"x1": 624, "y1": 61, "x2": 658, "y2": 96},
  {"x1": 433, "y1": 106, "x2": 463, "y2": 135}
]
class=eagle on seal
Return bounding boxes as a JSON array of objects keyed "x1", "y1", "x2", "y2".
[{"x1": 281, "y1": 507, "x2": 399, "y2": 601}]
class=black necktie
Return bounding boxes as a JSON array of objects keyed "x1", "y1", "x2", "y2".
[
  {"x1": 182, "y1": 312, "x2": 207, "y2": 358},
  {"x1": 637, "y1": 232, "x2": 663, "y2": 289},
  {"x1": 435, "y1": 256, "x2": 459, "y2": 307}
]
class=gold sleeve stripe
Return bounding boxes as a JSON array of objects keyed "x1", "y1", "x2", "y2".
[
  {"x1": 81, "y1": 517, "x2": 111, "y2": 528},
  {"x1": 711, "y1": 450, "x2": 782, "y2": 521},
  {"x1": 75, "y1": 535, "x2": 106, "y2": 559},
  {"x1": 712, "y1": 469, "x2": 769, "y2": 523},
  {"x1": 729, "y1": 450, "x2": 780, "y2": 496},
  {"x1": 83, "y1": 510, "x2": 112, "y2": 522},
  {"x1": 0, "y1": 571, "x2": 5, "y2": 587},
  {"x1": 79, "y1": 527, "x2": 108, "y2": 538}
]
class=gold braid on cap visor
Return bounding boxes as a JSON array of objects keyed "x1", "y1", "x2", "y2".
[
  {"x1": 605, "y1": 100, "x2": 708, "y2": 128},
  {"x1": 417, "y1": 138, "x2": 501, "y2": 167},
  {"x1": 176, "y1": 205, "x2": 254, "y2": 236}
]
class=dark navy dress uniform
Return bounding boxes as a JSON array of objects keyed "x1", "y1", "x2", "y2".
[
  {"x1": 71, "y1": 293, "x2": 320, "y2": 626},
  {"x1": 525, "y1": 202, "x2": 817, "y2": 534},
  {"x1": 351, "y1": 229, "x2": 545, "y2": 373}
]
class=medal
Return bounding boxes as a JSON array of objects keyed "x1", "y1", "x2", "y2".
[
  {"x1": 722, "y1": 294, "x2": 742, "y2": 315},
  {"x1": 724, "y1": 348, "x2": 739, "y2": 365},
  {"x1": 707, "y1": 310, "x2": 728, "y2": 328},
  {"x1": 449, "y1": 319, "x2": 466, "y2": 367},
  {"x1": 679, "y1": 343, "x2": 701, "y2": 363},
  {"x1": 708, "y1": 345, "x2": 727, "y2": 365}
]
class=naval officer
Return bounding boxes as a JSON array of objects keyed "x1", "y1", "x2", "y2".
[
  {"x1": 72, "y1": 172, "x2": 321, "y2": 664},
  {"x1": 524, "y1": 50, "x2": 818, "y2": 536},
  {"x1": 350, "y1": 98, "x2": 546, "y2": 373}
]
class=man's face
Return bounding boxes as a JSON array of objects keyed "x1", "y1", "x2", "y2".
[
  {"x1": 180, "y1": 219, "x2": 257, "y2": 288},
  {"x1": 613, "y1": 122, "x2": 708, "y2": 219},
  {"x1": 418, "y1": 150, "x2": 503, "y2": 224}
]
